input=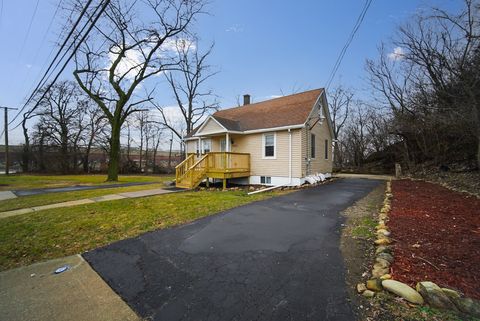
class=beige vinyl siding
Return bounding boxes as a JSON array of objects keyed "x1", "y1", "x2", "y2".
[
  {"x1": 231, "y1": 129, "x2": 302, "y2": 178},
  {"x1": 185, "y1": 140, "x2": 196, "y2": 154},
  {"x1": 301, "y1": 117, "x2": 333, "y2": 175},
  {"x1": 197, "y1": 118, "x2": 225, "y2": 134}
]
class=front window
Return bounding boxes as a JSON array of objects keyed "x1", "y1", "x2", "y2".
[
  {"x1": 202, "y1": 139, "x2": 211, "y2": 154},
  {"x1": 263, "y1": 133, "x2": 275, "y2": 158}
]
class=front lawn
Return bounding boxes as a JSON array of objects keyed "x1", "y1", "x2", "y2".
[
  {"x1": 0, "y1": 174, "x2": 170, "y2": 191},
  {"x1": 0, "y1": 190, "x2": 286, "y2": 271},
  {"x1": 0, "y1": 182, "x2": 171, "y2": 212}
]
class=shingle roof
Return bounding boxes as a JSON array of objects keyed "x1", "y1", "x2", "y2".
[
  {"x1": 187, "y1": 89, "x2": 323, "y2": 137},
  {"x1": 213, "y1": 88, "x2": 322, "y2": 131}
]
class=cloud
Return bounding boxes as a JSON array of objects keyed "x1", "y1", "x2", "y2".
[
  {"x1": 107, "y1": 37, "x2": 196, "y2": 81},
  {"x1": 108, "y1": 49, "x2": 145, "y2": 81},
  {"x1": 161, "y1": 38, "x2": 196, "y2": 53},
  {"x1": 267, "y1": 95, "x2": 282, "y2": 99},
  {"x1": 226, "y1": 25, "x2": 244, "y2": 33},
  {"x1": 387, "y1": 47, "x2": 405, "y2": 61}
]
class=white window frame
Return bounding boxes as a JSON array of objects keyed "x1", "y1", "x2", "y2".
[
  {"x1": 262, "y1": 132, "x2": 276, "y2": 159},
  {"x1": 310, "y1": 133, "x2": 316, "y2": 159},
  {"x1": 260, "y1": 176, "x2": 272, "y2": 184},
  {"x1": 202, "y1": 139, "x2": 212, "y2": 154}
]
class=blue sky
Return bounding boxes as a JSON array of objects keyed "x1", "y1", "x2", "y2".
[{"x1": 0, "y1": 0, "x2": 460, "y2": 144}]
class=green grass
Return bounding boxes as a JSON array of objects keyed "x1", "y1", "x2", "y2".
[
  {"x1": 0, "y1": 181, "x2": 173, "y2": 212},
  {"x1": 0, "y1": 174, "x2": 169, "y2": 191},
  {"x1": 0, "y1": 190, "x2": 287, "y2": 271},
  {"x1": 351, "y1": 217, "x2": 376, "y2": 238}
]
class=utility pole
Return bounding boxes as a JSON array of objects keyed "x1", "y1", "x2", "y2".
[{"x1": 1, "y1": 106, "x2": 19, "y2": 175}]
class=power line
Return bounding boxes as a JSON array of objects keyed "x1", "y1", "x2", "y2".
[
  {"x1": 0, "y1": 0, "x2": 4, "y2": 32},
  {"x1": 17, "y1": 0, "x2": 40, "y2": 60},
  {"x1": 325, "y1": 0, "x2": 373, "y2": 90},
  {"x1": 17, "y1": 0, "x2": 64, "y2": 96},
  {"x1": 9, "y1": 0, "x2": 96, "y2": 126},
  {"x1": 10, "y1": 0, "x2": 111, "y2": 130}
]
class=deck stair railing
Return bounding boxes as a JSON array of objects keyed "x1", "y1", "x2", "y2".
[{"x1": 175, "y1": 152, "x2": 250, "y2": 189}]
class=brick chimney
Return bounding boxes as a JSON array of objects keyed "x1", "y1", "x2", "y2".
[{"x1": 243, "y1": 94, "x2": 251, "y2": 105}]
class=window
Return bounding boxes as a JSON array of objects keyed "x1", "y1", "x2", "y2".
[
  {"x1": 263, "y1": 133, "x2": 275, "y2": 158},
  {"x1": 196, "y1": 141, "x2": 200, "y2": 156},
  {"x1": 311, "y1": 134, "x2": 316, "y2": 158},
  {"x1": 220, "y1": 139, "x2": 226, "y2": 152},
  {"x1": 324, "y1": 139, "x2": 329, "y2": 160},
  {"x1": 202, "y1": 139, "x2": 211, "y2": 154},
  {"x1": 260, "y1": 176, "x2": 272, "y2": 184}
]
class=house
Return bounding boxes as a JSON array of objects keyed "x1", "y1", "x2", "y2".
[{"x1": 176, "y1": 88, "x2": 335, "y2": 189}]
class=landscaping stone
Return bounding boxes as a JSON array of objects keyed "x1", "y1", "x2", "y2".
[
  {"x1": 366, "y1": 279, "x2": 383, "y2": 292},
  {"x1": 375, "y1": 258, "x2": 390, "y2": 269},
  {"x1": 452, "y1": 297, "x2": 480, "y2": 317},
  {"x1": 416, "y1": 281, "x2": 458, "y2": 311},
  {"x1": 377, "y1": 252, "x2": 394, "y2": 263},
  {"x1": 380, "y1": 274, "x2": 392, "y2": 280},
  {"x1": 372, "y1": 265, "x2": 389, "y2": 278},
  {"x1": 362, "y1": 290, "x2": 375, "y2": 298},
  {"x1": 377, "y1": 229, "x2": 391, "y2": 237},
  {"x1": 382, "y1": 280, "x2": 424, "y2": 305},
  {"x1": 375, "y1": 223, "x2": 387, "y2": 230},
  {"x1": 374, "y1": 237, "x2": 391, "y2": 245},
  {"x1": 357, "y1": 283, "x2": 367, "y2": 293},
  {"x1": 441, "y1": 288, "x2": 461, "y2": 300},
  {"x1": 375, "y1": 245, "x2": 391, "y2": 255}
]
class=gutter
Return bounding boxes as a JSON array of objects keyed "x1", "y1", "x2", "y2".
[{"x1": 288, "y1": 128, "x2": 292, "y2": 185}]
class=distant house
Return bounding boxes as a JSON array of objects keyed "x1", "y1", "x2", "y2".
[{"x1": 176, "y1": 88, "x2": 334, "y2": 188}]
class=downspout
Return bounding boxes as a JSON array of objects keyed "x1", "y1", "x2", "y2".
[
  {"x1": 249, "y1": 129, "x2": 292, "y2": 195},
  {"x1": 288, "y1": 128, "x2": 292, "y2": 185}
]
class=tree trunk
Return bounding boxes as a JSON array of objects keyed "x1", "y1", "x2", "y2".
[
  {"x1": 21, "y1": 121, "x2": 30, "y2": 172},
  {"x1": 107, "y1": 122, "x2": 121, "y2": 181},
  {"x1": 477, "y1": 135, "x2": 480, "y2": 170}
]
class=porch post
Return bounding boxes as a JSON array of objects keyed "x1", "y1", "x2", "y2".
[
  {"x1": 198, "y1": 137, "x2": 202, "y2": 156},
  {"x1": 226, "y1": 132, "x2": 230, "y2": 152}
]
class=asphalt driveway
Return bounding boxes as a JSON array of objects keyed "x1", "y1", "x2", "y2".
[{"x1": 83, "y1": 178, "x2": 381, "y2": 321}]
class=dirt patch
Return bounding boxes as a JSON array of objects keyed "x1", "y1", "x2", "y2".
[
  {"x1": 340, "y1": 182, "x2": 385, "y2": 319},
  {"x1": 389, "y1": 179, "x2": 480, "y2": 300}
]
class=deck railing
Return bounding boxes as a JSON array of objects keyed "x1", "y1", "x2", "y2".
[
  {"x1": 175, "y1": 152, "x2": 250, "y2": 188},
  {"x1": 175, "y1": 154, "x2": 195, "y2": 186},
  {"x1": 207, "y1": 152, "x2": 250, "y2": 173}
]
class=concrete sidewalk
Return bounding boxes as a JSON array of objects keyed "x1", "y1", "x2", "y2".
[
  {"x1": 0, "y1": 187, "x2": 178, "y2": 219},
  {"x1": 0, "y1": 255, "x2": 139, "y2": 321}
]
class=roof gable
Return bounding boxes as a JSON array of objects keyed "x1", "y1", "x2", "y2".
[{"x1": 196, "y1": 116, "x2": 227, "y2": 135}]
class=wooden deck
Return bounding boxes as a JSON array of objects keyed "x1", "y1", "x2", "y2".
[{"x1": 175, "y1": 152, "x2": 250, "y2": 189}]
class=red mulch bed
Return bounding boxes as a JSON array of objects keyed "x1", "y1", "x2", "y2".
[{"x1": 389, "y1": 179, "x2": 480, "y2": 300}]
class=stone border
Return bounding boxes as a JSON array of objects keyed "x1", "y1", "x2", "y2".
[{"x1": 356, "y1": 180, "x2": 480, "y2": 318}]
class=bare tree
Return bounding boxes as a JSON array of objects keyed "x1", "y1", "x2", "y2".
[
  {"x1": 153, "y1": 39, "x2": 218, "y2": 140},
  {"x1": 366, "y1": 0, "x2": 480, "y2": 169},
  {"x1": 328, "y1": 86, "x2": 353, "y2": 167},
  {"x1": 35, "y1": 81, "x2": 86, "y2": 173},
  {"x1": 82, "y1": 104, "x2": 107, "y2": 173},
  {"x1": 72, "y1": 0, "x2": 206, "y2": 181}
]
